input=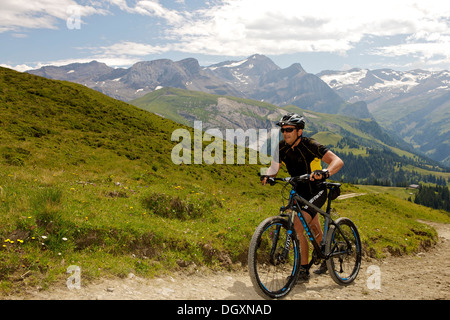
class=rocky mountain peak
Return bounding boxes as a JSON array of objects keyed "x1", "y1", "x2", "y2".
[{"x1": 177, "y1": 58, "x2": 201, "y2": 75}]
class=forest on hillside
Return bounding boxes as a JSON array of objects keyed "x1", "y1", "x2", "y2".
[
  {"x1": 330, "y1": 134, "x2": 448, "y2": 188},
  {"x1": 412, "y1": 184, "x2": 450, "y2": 212}
]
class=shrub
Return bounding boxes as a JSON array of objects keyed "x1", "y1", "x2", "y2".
[
  {"x1": 1, "y1": 147, "x2": 31, "y2": 166},
  {"x1": 32, "y1": 188, "x2": 63, "y2": 231},
  {"x1": 142, "y1": 192, "x2": 217, "y2": 220}
]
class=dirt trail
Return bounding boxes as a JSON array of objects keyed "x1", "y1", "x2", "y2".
[{"x1": 6, "y1": 221, "x2": 449, "y2": 300}]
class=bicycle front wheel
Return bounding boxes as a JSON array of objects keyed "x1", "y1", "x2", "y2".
[
  {"x1": 325, "y1": 217, "x2": 362, "y2": 286},
  {"x1": 248, "y1": 216, "x2": 300, "y2": 299}
]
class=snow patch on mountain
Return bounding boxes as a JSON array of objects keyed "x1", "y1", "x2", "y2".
[
  {"x1": 320, "y1": 69, "x2": 368, "y2": 88},
  {"x1": 319, "y1": 69, "x2": 450, "y2": 96},
  {"x1": 208, "y1": 58, "x2": 248, "y2": 71}
]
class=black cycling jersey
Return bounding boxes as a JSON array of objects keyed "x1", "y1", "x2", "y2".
[{"x1": 274, "y1": 136, "x2": 329, "y2": 199}]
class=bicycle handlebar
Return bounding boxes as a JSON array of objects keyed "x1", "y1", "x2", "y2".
[{"x1": 262, "y1": 174, "x2": 312, "y2": 186}]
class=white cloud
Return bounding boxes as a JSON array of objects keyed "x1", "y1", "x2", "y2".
[
  {"x1": 2, "y1": 39, "x2": 174, "y2": 71},
  {"x1": 84, "y1": 0, "x2": 450, "y2": 69},
  {"x1": 9, "y1": 41, "x2": 171, "y2": 71},
  {"x1": 94, "y1": 41, "x2": 169, "y2": 57},
  {"x1": 0, "y1": 0, "x2": 107, "y2": 32},
  {"x1": 160, "y1": 0, "x2": 450, "y2": 56},
  {"x1": 77, "y1": 41, "x2": 172, "y2": 67},
  {"x1": 106, "y1": 0, "x2": 185, "y2": 24},
  {"x1": 154, "y1": 0, "x2": 450, "y2": 70},
  {"x1": 0, "y1": 63, "x2": 34, "y2": 72},
  {"x1": 370, "y1": 41, "x2": 450, "y2": 70},
  {"x1": 1, "y1": 57, "x2": 102, "y2": 72},
  {"x1": 368, "y1": 28, "x2": 450, "y2": 70}
]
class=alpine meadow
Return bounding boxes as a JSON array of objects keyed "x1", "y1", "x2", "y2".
[{"x1": 0, "y1": 67, "x2": 449, "y2": 294}]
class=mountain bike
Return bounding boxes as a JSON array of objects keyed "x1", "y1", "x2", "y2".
[{"x1": 248, "y1": 174, "x2": 362, "y2": 299}]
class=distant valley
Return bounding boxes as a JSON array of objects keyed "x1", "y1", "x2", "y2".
[
  {"x1": 318, "y1": 68, "x2": 450, "y2": 166},
  {"x1": 129, "y1": 87, "x2": 448, "y2": 185}
]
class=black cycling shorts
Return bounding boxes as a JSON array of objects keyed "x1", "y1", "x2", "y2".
[{"x1": 300, "y1": 188, "x2": 327, "y2": 219}]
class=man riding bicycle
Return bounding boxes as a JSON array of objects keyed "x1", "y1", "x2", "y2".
[{"x1": 261, "y1": 113, "x2": 344, "y2": 281}]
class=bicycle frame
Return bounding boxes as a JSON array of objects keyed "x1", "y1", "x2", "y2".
[{"x1": 278, "y1": 183, "x2": 352, "y2": 268}]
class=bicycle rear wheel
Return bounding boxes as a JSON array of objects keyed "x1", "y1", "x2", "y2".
[
  {"x1": 325, "y1": 217, "x2": 362, "y2": 286},
  {"x1": 248, "y1": 216, "x2": 300, "y2": 299}
]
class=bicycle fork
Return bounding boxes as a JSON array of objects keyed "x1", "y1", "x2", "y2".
[
  {"x1": 269, "y1": 209, "x2": 296, "y2": 265},
  {"x1": 269, "y1": 228, "x2": 292, "y2": 265}
]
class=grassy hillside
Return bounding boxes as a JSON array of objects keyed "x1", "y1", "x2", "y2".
[
  {"x1": 130, "y1": 87, "x2": 280, "y2": 127},
  {"x1": 0, "y1": 67, "x2": 449, "y2": 295}
]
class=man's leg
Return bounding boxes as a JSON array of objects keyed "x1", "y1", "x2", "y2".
[
  {"x1": 310, "y1": 214, "x2": 323, "y2": 244},
  {"x1": 302, "y1": 187, "x2": 328, "y2": 275},
  {"x1": 293, "y1": 213, "x2": 312, "y2": 282},
  {"x1": 294, "y1": 212, "x2": 312, "y2": 265}
]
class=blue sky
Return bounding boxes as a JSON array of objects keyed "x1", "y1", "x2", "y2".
[{"x1": 1, "y1": 0, "x2": 450, "y2": 74}]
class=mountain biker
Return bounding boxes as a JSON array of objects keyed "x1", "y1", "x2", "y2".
[{"x1": 261, "y1": 113, "x2": 344, "y2": 281}]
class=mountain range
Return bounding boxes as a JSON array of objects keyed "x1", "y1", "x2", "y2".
[
  {"x1": 26, "y1": 55, "x2": 449, "y2": 166},
  {"x1": 26, "y1": 54, "x2": 370, "y2": 119},
  {"x1": 318, "y1": 68, "x2": 450, "y2": 166}
]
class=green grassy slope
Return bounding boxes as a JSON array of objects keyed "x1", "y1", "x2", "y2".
[
  {"x1": 0, "y1": 67, "x2": 448, "y2": 294},
  {"x1": 130, "y1": 87, "x2": 279, "y2": 127}
]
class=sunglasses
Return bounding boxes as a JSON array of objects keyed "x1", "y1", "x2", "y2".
[{"x1": 280, "y1": 127, "x2": 296, "y2": 133}]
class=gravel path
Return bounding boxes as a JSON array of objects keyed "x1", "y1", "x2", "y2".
[{"x1": 7, "y1": 221, "x2": 449, "y2": 300}]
